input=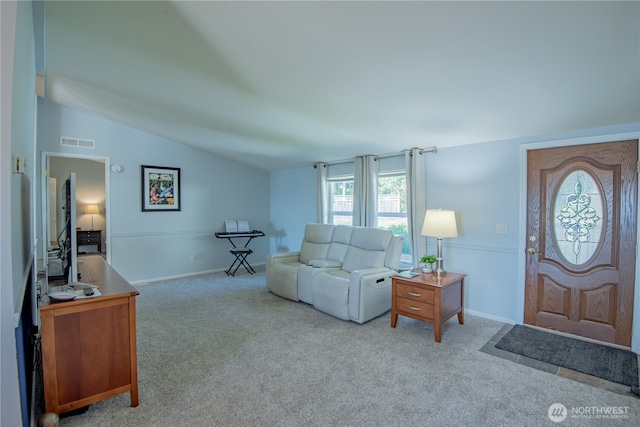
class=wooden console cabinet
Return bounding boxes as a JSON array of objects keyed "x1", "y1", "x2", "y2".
[
  {"x1": 40, "y1": 256, "x2": 139, "y2": 414},
  {"x1": 391, "y1": 270, "x2": 466, "y2": 342}
]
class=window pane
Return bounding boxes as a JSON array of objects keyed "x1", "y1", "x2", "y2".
[
  {"x1": 378, "y1": 174, "x2": 410, "y2": 259},
  {"x1": 328, "y1": 172, "x2": 411, "y2": 266},
  {"x1": 329, "y1": 178, "x2": 353, "y2": 225},
  {"x1": 553, "y1": 169, "x2": 603, "y2": 265}
]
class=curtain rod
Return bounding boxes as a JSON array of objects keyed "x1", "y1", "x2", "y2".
[
  {"x1": 375, "y1": 146, "x2": 437, "y2": 160},
  {"x1": 316, "y1": 146, "x2": 437, "y2": 167}
]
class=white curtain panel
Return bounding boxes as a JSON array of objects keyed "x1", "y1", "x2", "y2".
[
  {"x1": 315, "y1": 162, "x2": 329, "y2": 224},
  {"x1": 406, "y1": 148, "x2": 427, "y2": 267},
  {"x1": 353, "y1": 155, "x2": 378, "y2": 227}
]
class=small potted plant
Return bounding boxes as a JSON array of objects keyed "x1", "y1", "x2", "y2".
[{"x1": 420, "y1": 254, "x2": 437, "y2": 273}]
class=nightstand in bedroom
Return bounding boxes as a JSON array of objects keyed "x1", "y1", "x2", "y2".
[
  {"x1": 77, "y1": 229, "x2": 102, "y2": 253},
  {"x1": 391, "y1": 270, "x2": 466, "y2": 342}
]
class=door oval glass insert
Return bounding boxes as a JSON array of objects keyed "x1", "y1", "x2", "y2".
[{"x1": 553, "y1": 169, "x2": 603, "y2": 265}]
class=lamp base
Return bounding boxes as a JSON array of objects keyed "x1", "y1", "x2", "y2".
[{"x1": 435, "y1": 237, "x2": 447, "y2": 276}]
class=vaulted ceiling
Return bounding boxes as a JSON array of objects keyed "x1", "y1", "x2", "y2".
[{"x1": 42, "y1": 1, "x2": 639, "y2": 171}]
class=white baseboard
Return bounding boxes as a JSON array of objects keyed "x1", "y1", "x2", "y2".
[
  {"x1": 130, "y1": 262, "x2": 266, "y2": 286},
  {"x1": 465, "y1": 309, "x2": 516, "y2": 325}
]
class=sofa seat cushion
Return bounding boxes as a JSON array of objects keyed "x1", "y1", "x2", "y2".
[
  {"x1": 268, "y1": 261, "x2": 304, "y2": 301},
  {"x1": 311, "y1": 270, "x2": 351, "y2": 321},
  {"x1": 308, "y1": 259, "x2": 342, "y2": 268},
  {"x1": 298, "y1": 263, "x2": 340, "y2": 304}
]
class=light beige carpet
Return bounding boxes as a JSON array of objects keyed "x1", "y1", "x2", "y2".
[{"x1": 46, "y1": 271, "x2": 640, "y2": 426}]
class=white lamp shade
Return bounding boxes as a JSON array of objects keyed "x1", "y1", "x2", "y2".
[
  {"x1": 85, "y1": 204, "x2": 100, "y2": 214},
  {"x1": 421, "y1": 209, "x2": 458, "y2": 238}
]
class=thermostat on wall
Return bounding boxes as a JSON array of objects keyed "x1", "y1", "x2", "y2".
[{"x1": 111, "y1": 164, "x2": 123, "y2": 173}]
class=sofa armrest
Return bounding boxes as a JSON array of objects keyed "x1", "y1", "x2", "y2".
[
  {"x1": 266, "y1": 252, "x2": 303, "y2": 298},
  {"x1": 349, "y1": 267, "x2": 393, "y2": 285},
  {"x1": 266, "y1": 251, "x2": 301, "y2": 267},
  {"x1": 348, "y1": 267, "x2": 397, "y2": 323}
]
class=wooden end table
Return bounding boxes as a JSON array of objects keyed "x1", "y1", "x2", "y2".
[{"x1": 391, "y1": 270, "x2": 466, "y2": 342}]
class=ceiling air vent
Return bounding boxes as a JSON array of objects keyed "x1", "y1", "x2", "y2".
[{"x1": 60, "y1": 137, "x2": 95, "y2": 149}]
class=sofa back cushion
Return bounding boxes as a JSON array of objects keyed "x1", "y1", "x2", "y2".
[
  {"x1": 342, "y1": 227, "x2": 393, "y2": 273},
  {"x1": 299, "y1": 224, "x2": 335, "y2": 264},
  {"x1": 384, "y1": 235, "x2": 403, "y2": 270},
  {"x1": 325, "y1": 225, "x2": 353, "y2": 263}
]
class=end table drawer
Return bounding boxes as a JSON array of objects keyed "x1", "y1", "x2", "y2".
[
  {"x1": 396, "y1": 297, "x2": 434, "y2": 321},
  {"x1": 397, "y1": 283, "x2": 434, "y2": 304}
]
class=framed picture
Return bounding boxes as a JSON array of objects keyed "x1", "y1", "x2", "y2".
[{"x1": 141, "y1": 165, "x2": 181, "y2": 211}]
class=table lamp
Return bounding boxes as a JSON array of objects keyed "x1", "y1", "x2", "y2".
[
  {"x1": 85, "y1": 204, "x2": 99, "y2": 230},
  {"x1": 421, "y1": 209, "x2": 458, "y2": 275}
]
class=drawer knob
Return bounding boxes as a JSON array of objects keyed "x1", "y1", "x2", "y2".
[
  {"x1": 408, "y1": 292, "x2": 421, "y2": 297},
  {"x1": 408, "y1": 306, "x2": 421, "y2": 311}
]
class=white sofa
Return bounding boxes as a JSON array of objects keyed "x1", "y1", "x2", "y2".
[{"x1": 266, "y1": 224, "x2": 403, "y2": 324}]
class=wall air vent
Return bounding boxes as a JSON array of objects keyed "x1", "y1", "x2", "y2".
[{"x1": 60, "y1": 137, "x2": 95, "y2": 149}]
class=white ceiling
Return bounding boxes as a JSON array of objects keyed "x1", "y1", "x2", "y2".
[{"x1": 43, "y1": 1, "x2": 640, "y2": 171}]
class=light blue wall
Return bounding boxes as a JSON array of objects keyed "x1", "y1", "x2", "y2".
[
  {"x1": 269, "y1": 126, "x2": 640, "y2": 328},
  {"x1": 37, "y1": 102, "x2": 270, "y2": 282},
  {"x1": 426, "y1": 140, "x2": 520, "y2": 322},
  {"x1": 0, "y1": 2, "x2": 21, "y2": 423},
  {"x1": 1, "y1": 2, "x2": 37, "y2": 426},
  {"x1": 267, "y1": 157, "x2": 415, "y2": 254},
  {"x1": 269, "y1": 165, "x2": 316, "y2": 253},
  {"x1": 10, "y1": 0, "x2": 36, "y2": 310},
  {"x1": 268, "y1": 142, "x2": 520, "y2": 323}
]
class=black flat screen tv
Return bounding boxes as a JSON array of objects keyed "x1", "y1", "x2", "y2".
[{"x1": 61, "y1": 173, "x2": 79, "y2": 283}]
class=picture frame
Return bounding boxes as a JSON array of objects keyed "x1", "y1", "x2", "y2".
[{"x1": 141, "y1": 165, "x2": 181, "y2": 212}]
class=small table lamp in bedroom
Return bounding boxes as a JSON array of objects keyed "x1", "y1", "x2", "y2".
[{"x1": 85, "y1": 204, "x2": 99, "y2": 230}]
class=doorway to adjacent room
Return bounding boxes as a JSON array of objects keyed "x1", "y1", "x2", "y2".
[{"x1": 42, "y1": 152, "x2": 111, "y2": 282}]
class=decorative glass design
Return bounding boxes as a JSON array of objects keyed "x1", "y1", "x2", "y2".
[{"x1": 553, "y1": 170, "x2": 603, "y2": 265}]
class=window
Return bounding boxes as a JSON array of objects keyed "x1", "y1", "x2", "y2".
[
  {"x1": 553, "y1": 169, "x2": 603, "y2": 265},
  {"x1": 329, "y1": 176, "x2": 354, "y2": 225},
  {"x1": 329, "y1": 171, "x2": 409, "y2": 259},
  {"x1": 377, "y1": 172, "x2": 410, "y2": 262}
]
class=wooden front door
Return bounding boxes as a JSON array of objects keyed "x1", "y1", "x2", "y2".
[{"x1": 525, "y1": 140, "x2": 638, "y2": 347}]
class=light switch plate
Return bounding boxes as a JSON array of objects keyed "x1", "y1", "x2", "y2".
[{"x1": 14, "y1": 156, "x2": 26, "y2": 174}]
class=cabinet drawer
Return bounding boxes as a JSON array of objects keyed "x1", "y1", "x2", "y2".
[
  {"x1": 77, "y1": 231, "x2": 100, "y2": 243},
  {"x1": 396, "y1": 283, "x2": 434, "y2": 304},
  {"x1": 396, "y1": 297, "x2": 434, "y2": 321}
]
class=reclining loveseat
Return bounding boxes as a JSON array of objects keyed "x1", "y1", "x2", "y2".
[{"x1": 266, "y1": 224, "x2": 403, "y2": 323}]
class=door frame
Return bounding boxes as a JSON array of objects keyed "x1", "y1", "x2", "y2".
[
  {"x1": 517, "y1": 131, "x2": 640, "y2": 353},
  {"x1": 41, "y1": 151, "x2": 112, "y2": 266}
]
